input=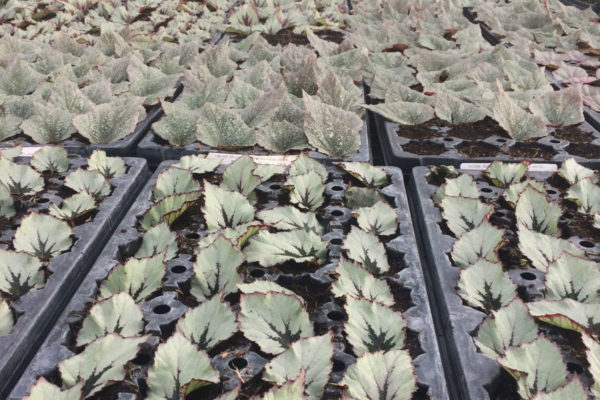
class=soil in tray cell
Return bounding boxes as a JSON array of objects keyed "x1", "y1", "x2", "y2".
[
  {"x1": 551, "y1": 125, "x2": 596, "y2": 142},
  {"x1": 402, "y1": 140, "x2": 447, "y2": 155},
  {"x1": 396, "y1": 118, "x2": 450, "y2": 140},
  {"x1": 456, "y1": 141, "x2": 502, "y2": 158},
  {"x1": 506, "y1": 142, "x2": 557, "y2": 159},
  {"x1": 564, "y1": 143, "x2": 600, "y2": 159},
  {"x1": 446, "y1": 117, "x2": 509, "y2": 141}
]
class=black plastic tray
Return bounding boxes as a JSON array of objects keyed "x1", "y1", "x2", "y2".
[
  {"x1": 11, "y1": 161, "x2": 447, "y2": 400},
  {"x1": 0, "y1": 107, "x2": 164, "y2": 158},
  {"x1": 137, "y1": 120, "x2": 371, "y2": 168},
  {"x1": 408, "y1": 166, "x2": 593, "y2": 400},
  {"x1": 372, "y1": 110, "x2": 600, "y2": 171},
  {"x1": 0, "y1": 157, "x2": 150, "y2": 398}
]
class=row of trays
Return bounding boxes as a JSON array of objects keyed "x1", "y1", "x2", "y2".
[
  {"x1": 5, "y1": 75, "x2": 600, "y2": 172},
  {"x1": 1, "y1": 147, "x2": 598, "y2": 400}
]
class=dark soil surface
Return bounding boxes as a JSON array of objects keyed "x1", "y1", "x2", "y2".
[
  {"x1": 551, "y1": 125, "x2": 595, "y2": 142},
  {"x1": 565, "y1": 143, "x2": 600, "y2": 158},
  {"x1": 403, "y1": 140, "x2": 447, "y2": 155},
  {"x1": 263, "y1": 28, "x2": 345, "y2": 47},
  {"x1": 506, "y1": 142, "x2": 556, "y2": 159},
  {"x1": 456, "y1": 142, "x2": 501, "y2": 157},
  {"x1": 447, "y1": 118, "x2": 509, "y2": 141}
]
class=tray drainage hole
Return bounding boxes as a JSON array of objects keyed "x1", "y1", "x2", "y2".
[
  {"x1": 36, "y1": 198, "x2": 49, "y2": 203},
  {"x1": 330, "y1": 238, "x2": 343, "y2": 246},
  {"x1": 332, "y1": 359, "x2": 346, "y2": 373},
  {"x1": 547, "y1": 189, "x2": 557, "y2": 195},
  {"x1": 567, "y1": 362, "x2": 584, "y2": 375},
  {"x1": 132, "y1": 353, "x2": 152, "y2": 365},
  {"x1": 497, "y1": 138, "x2": 507, "y2": 143},
  {"x1": 250, "y1": 269, "x2": 265, "y2": 278},
  {"x1": 332, "y1": 185, "x2": 344, "y2": 191},
  {"x1": 327, "y1": 311, "x2": 345, "y2": 321},
  {"x1": 171, "y1": 265, "x2": 186, "y2": 274},
  {"x1": 270, "y1": 184, "x2": 281, "y2": 190},
  {"x1": 331, "y1": 210, "x2": 344, "y2": 217},
  {"x1": 520, "y1": 272, "x2": 537, "y2": 281},
  {"x1": 186, "y1": 232, "x2": 200, "y2": 239},
  {"x1": 564, "y1": 212, "x2": 574, "y2": 219},
  {"x1": 153, "y1": 304, "x2": 171, "y2": 314},
  {"x1": 481, "y1": 187, "x2": 493, "y2": 193},
  {"x1": 550, "y1": 139, "x2": 561, "y2": 144},
  {"x1": 229, "y1": 358, "x2": 248, "y2": 370},
  {"x1": 580, "y1": 240, "x2": 595, "y2": 248}
]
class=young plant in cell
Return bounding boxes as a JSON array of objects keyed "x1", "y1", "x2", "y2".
[{"x1": 431, "y1": 159, "x2": 600, "y2": 398}]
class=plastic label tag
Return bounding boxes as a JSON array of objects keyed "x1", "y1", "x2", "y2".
[
  {"x1": 460, "y1": 162, "x2": 557, "y2": 173},
  {"x1": 20, "y1": 146, "x2": 42, "y2": 157},
  {"x1": 459, "y1": 163, "x2": 490, "y2": 171},
  {"x1": 527, "y1": 164, "x2": 557, "y2": 172},
  {"x1": 206, "y1": 153, "x2": 297, "y2": 166}
]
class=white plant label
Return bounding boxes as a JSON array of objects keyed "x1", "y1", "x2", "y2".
[
  {"x1": 460, "y1": 162, "x2": 557, "y2": 172},
  {"x1": 206, "y1": 153, "x2": 297, "y2": 166}
]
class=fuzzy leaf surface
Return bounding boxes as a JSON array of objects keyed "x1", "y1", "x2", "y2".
[
  {"x1": 30, "y1": 146, "x2": 69, "y2": 174},
  {"x1": 441, "y1": 196, "x2": 492, "y2": 237},
  {"x1": 303, "y1": 92, "x2": 362, "y2": 157},
  {"x1": 264, "y1": 333, "x2": 333, "y2": 400},
  {"x1": 0, "y1": 249, "x2": 43, "y2": 298},
  {"x1": 345, "y1": 296, "x2": 406, "y2": 356},
  {"x1": 498, "y1": 337, "x2": 567, "y2": 399},
  {"x1": 76, "y1": 293, "x2": 144, "y2": 346},
  {"x1": 451, "y1": 222, "x2": 504, "y2": 268},
  {"x1": 190, "y1": 235, "x2": 243, "y2": 301},
  {"x1": 475, "y1": 300, "x2": 538, "y2": 359},
  {"x1": 354, "y1": 201, "x2": 398, "y2": 236},
  {"x1": 239, "y1": 292, "x2": 314, "y2": 354},
  {"x1": 202, "y1": 182, "x2": 254, "y2": 231},
  {"x1": 458, "y1": 260, "x2": 516, "y2": 313},
  {"x1": 14, "y1": 212, "x2": 72, "y2": 261},
  {"x1": 528, "y1": 298, "x2": 600, "y2": 335},
  {"x1": 59, "y1": 334, "x2": 148, "y2": 397},
  {"x1": 256, "y1": 206, "x2": 323, "y2": 234},
  {"x1": 64, "y1": 169, "x2": 111, "y2": 198},
  {"x1": 529, "y1": 86, "x2": 584, "y2": 127},
  {"x1": 140, "y1": 191, "x2": 201, "y2": 231},
  {"x1": 343, "y1": 227, "x2": 390, "y2": 274},
  {"x1": 135, "y1": 222, "x2": 178, "y2": 261},
  {"x1": 515, "y1": 186, "x2": 561, "y2": 235},
  {"x1": 484, "y1": 161, "x2": 529, "y2": 188},
  {"x1": 285, "y1": 171, "x2": 324, "y2": 211},
  {"x1": 177, "y1": 295, "x2": 237, "y2": 350},
  {"x1": 98, "y1": 254, "x2": 165, "y2": 302},
  {"x1": 332, "y1": 258, "x2": 394, "y2": 306},
  {"x1": 196, "y1": 103, "x2": 255, "y2": 148},
  {"x1": 153, "y1": 167, "x2": 200, "y2": 201},
  {"x1": 518, "y1": 225, "x2": 585, "y2": 272},
  {"x1": 87, "y1": 150, "x2": 126, "y2": 179},
  {"x1": 341, "y1": 350, "x2": 416, "y2": 400},
  {"x1": 0, "y1": 157, "x2": 44, "y2": 196},
  {"x1": 245, "y1": 230, "x2": 327, "y2": 267},
  {"x1": 49, "y1": 192, "x2": 96, "y2": 220},
  {"x1": 364, "y1": 101, "x2": 434, "y2": 125},
  {"x1": 146, "y1": 332, "x2": 219, "y2": 400},
  {"x1": 335, "y1": 162, "x2": 387, "y2": 188}
]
